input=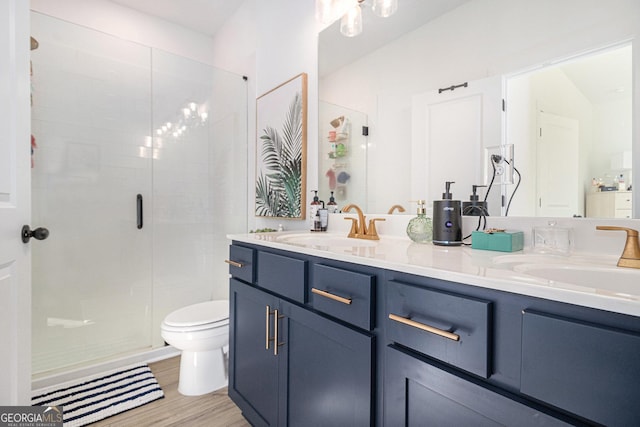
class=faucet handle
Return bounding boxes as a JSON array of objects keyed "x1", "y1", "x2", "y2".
[
  {"x1": 367, "y1": 218, "x2": 386, "y2": 240},
  {"x1": 344, "y1": 217, "x2": 359, "y2": 238},
  {"x1": 596, "y1": 226, "x2": 640, "y2": 268}
]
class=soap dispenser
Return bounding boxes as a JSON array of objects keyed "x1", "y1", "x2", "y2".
[
  {"x1": 406, "y1": 200, "x2": 433, "y2": 244},
  {"x1": 462, "y1": 185, "x2": 488, "y2": 216},
  {"x1": 326, "y1": 191, "x2": 338, "y2": 214},
  {"x1": 433, "y1": 181, "x2": 462, "y2": 246},
  {"x1": 309, "y1": 190, "x2": 321, "y2": 228}
]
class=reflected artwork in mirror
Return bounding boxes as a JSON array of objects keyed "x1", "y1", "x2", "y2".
[{"x1": 318, "y1": 0, "x2": 637, "y2": 218}]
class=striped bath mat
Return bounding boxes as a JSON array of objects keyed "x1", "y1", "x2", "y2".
[{"x1": 32, "y1": 363, "x2": 164, "y2": 426}]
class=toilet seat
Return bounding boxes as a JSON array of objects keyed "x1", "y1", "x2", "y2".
[{"x1": 162, "y1": 300, "x2": 229, "y2": 332}]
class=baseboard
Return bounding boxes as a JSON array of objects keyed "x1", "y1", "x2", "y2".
[{"x1": 32, "y1": 346, "x2": 180, "y2": 391}]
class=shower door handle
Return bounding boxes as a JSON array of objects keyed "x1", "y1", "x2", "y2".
[
  {"x1": 22, "y1": 225, "x2": 49, "y2": 243},
  {"x1": 137, "y1": 194, "x2": 143, "y2": 229}
]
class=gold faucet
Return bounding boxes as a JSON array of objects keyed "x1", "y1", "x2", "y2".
[
  {"x1": 596, "y1": 226, "x2": 640, "y2": 269},
  {"x1": 342, "y1": 204, "x2": 385, "y2": 240},
  {"x1": 387, "y1": 204, "x2": 406, "y2": 214}
]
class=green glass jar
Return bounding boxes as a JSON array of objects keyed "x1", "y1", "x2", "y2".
[{"x1": 406, "y1": 200, "x2": 433, "y2": 243}]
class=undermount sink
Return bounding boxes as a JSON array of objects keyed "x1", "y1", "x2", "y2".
[
  {"x1": 275, "y1": 233, "x2": 377, "y2": 248},
  {"x1": 513, "y1": 263, "x2": 640, "y2": 296}
]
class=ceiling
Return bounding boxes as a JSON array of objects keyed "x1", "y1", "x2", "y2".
[
  {"x1": 108, "y1": 0, "x2": 244, "y2": 37},
  {"x1": 319, "y1": 0, "x2": 471, "y2": 76}
]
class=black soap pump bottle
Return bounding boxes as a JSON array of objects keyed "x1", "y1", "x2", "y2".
[
  {"x1": 462, "y1": 185, "x2": 488, "y2": 216},
  {"x1": 432, "y1": 181, "x2": 462, "y2": 246}
]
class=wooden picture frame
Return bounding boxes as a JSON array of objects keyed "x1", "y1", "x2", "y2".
[{"x1": 255, "y1": 73, "x2": 307, "y2": 219}]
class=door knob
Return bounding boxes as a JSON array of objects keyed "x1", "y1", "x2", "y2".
[{"x1": 22, "y1": 225, "x2": 49, "y2": 243}]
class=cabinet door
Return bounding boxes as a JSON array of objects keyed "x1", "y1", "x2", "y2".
[
  {"x1": 385, "y1": 346, "x2": 570, "y2": 427},
  {"x1": 229, "y1": 279, "x2": 283, "y2": 427},
  {"x1": 282, "y1": 301, "x2": 373, "y2": 427},
  {"x1": 521, "y1": 310, "x2": 640, "y2": 426}
]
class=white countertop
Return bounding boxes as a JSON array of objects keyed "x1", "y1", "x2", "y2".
[{"x1": 228, "y1": 231, "x2": 640, "y2": 317}]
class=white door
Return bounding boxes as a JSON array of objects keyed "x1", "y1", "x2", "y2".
[
  {"x1": 411, "y1": 76, "x2": 502, "y2": 215},
  {"x1": 0, "y1": 0, "x2": 32, "y2": 404},
  {"x1": 536, "y1": 112, "x2": 580, "y2": 217}
]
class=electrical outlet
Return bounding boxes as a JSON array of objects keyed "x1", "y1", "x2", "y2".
[{"x1": 484, "y1": 145, "x2": 514, "y2": 185}]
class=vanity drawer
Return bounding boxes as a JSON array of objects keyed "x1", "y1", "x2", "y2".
[
  {"x1": 227, "y1": 244, "x2": 255, "y2": 284},
  {"x1": 614, "y1": 209, "x2": 632, "y2": 219},
  {"x1": 615, "y1": 192, "x2": 632, "y2": 209},
  {"x1": 310, "y1": 264, "x2": 375, "y2": 330},
  {"x1": 521, "y1": 310, "x2": 640, "y2": 426},
  {"x1": 257, "y1": 251, "x2": 307, "y2": 303},
  {"x1": 386, "y1": 280, "x2": 492, "y2": 378}
]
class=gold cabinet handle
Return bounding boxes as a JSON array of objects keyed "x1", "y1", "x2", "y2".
[
  {"x1": 225, "y1": 259, "x2": 244, "y2": 268},
  {"x1": 311, "y1": 287, "x2": 352, "y2": 305},
  {"x1": 389, "y1": 313, "x2": 460, "y2": 341},
  {"x1": 265, "y1": 305, "x2": 272, "y2": 350},
  {"x1": 273, "y1": 309, "x2": 285, "y2": 356}
]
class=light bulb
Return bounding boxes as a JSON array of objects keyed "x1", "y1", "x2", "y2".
[
  {"x1": 372, "y1": 0, "x2": 397, "y2": 18},
  {"x1": 340, "y1": 3, "x2": 362, "y2": 37}
]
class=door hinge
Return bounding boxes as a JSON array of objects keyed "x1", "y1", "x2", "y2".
[
  {"x1": 362, "y1": 126, "x2": 369, "y2": 136},
  {"x1": 502, "y1": 99, "x2": 505, "y2": 112}
]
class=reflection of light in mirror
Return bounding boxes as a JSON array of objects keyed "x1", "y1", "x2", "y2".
[
  {"x1": 341, "y1": 3, "x2": 363, "y2": 37},
  {"x1": 372, "y1": 0, "x2": 398, "y2": 18}
]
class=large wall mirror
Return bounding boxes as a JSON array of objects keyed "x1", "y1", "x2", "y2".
[{"x1": 318, "y1": 0, "x2": 638, "y2": 218}]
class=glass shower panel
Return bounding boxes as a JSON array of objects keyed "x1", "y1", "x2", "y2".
[
  {"x1": 151, "y1": 51, "x2": 248, "y2": 347},
  {"x1": 30, "y1": 13, "x2": 153, "y2": 375}
]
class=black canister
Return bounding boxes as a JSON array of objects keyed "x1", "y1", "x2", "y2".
[{"x1": 432, "y1": 181, "x2": 462, "y2": 246}]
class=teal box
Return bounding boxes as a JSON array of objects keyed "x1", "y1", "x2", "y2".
[{"x1": 471, "y1": 230, "x2": 524, "y2": 252}]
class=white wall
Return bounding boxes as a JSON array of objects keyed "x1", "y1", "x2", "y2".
[{"x1": 251, "y1": 0, "x2": 320, "y2": 231}]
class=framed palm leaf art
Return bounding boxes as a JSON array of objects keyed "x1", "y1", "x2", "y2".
[{"x1": 255, "y1": 73, "x2": 307, "y2": 219}]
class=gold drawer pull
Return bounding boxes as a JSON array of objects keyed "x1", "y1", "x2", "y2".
[
  {"x1": 266, "y1": 305, "x2": 273, "y2": 350},
  {"x1": 225, "y1": 259, "x2": 244, "y2": 268},
  {"x1": 273, "y1": 309, "x2": 285, "y2": 356},
  {"x1": 311, "y1": 288, "x2": 352, "y2": 305},
  {"x1": 389, "y1": 313, "x2": 460, "y2": 341}
]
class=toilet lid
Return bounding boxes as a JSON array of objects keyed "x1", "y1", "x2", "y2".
[{"x1": 164, "y1": 300, "x2": 229, "y2": 327}]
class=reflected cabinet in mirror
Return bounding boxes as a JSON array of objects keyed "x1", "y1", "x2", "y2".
[{"x1": 318, "y1": 0, "x2": 638, "y2": 218}]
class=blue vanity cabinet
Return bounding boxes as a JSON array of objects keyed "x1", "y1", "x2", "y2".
[
  {"x1": 383, "y1": 270, "x2": 640, "y2": 426},
  {"x1": 230, "y1": 241, "x2": 640, "y2": 426},
  {"x1": 228, "y1": 245, "x2": 374, "y2": 427},
  {"x1": 384, "y1": 345, "x2": 571, "y2": 426},
  {"x1": 282, "y1": 299, "x2": 373, "y2": 427},
  {"x1": 521, "y1": 310, "x2": 640, "y2": 426},
  {"x1": 229, "y1": 277, "x2": 282, "y2": 426}
]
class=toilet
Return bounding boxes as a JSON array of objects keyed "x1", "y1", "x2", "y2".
[{"x1": 160, "y1": 300, "x2": 229, "y2": 396}]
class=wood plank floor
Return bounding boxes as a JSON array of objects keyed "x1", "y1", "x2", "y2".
[{"x1": 91, "y1": 356, "x2": 250, "y2": 427}]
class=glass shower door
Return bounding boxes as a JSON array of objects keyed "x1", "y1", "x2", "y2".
[{"x1": 30, "y1": 12, "x2": 153, "y2": 375}]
